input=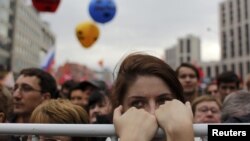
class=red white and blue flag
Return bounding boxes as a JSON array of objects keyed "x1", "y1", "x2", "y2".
[{"x1": 40, "y1": 47, "x2": 55, "y2": 72}]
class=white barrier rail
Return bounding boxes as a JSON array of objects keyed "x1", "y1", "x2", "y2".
[
  {"x1": 0, "y1": 123, "x2": 249, "y2": 137},
  {"x1": 0, "y1": 123, "x2": 206, "y2": 137}
]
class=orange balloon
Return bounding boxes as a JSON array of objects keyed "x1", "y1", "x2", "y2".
[{"x1": 75, "y1": 21, "x2": 99, "y2": 48}]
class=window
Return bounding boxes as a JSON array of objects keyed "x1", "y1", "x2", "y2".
[
  {"x1": 223, "y1": 64, "x2": 227, "y2": 72},
  {"x1": 207, "y1": 67, "x2": 211, "y2": 78},
  {"x1": 245, "y1": 0, "x2": 248, "y2": 19},
  {"x1": 238, "y1": 26, "x2": 242, "y2": 56},
  {"x1": 237, "y1": 0, "x2": 241, "y2": 23},
  {"x1": 246, "y1": 24, "x2": 249, "y2": 54},
  {"x1": 180, "y1": 57, "x2": 183, "y2": 64},
  {"x1": 231, "y1": 64, "x2": 235, "y2": 72},
  {"x1": 187, "y1": 56, "x2": 190, "y2": 62},
  {"x1": 222, "y1": 32, "x2": 227, "y2": 59},
  {"x1": 180, "y1": 39, "x2": 183, "y2": 53},
  {"x1": 215, "y1": 65, "x2": 219, "y2": 77},
  {"x1": 187, "y1": 39, "x2": 191, "y2": 53},
  {"x1": 229, "y1": 1, "x2": 233, "y2": 25},
  {"x1": 239, "y1": 63, "x2": 243, "y2": 78},
  {"x1": 230, "y1": 29, "x2": 234, "y2": 57},
  {"x1": 231, "y1": 41, "x2": 234, "y2": 57},
  {"x1": 221, "y1": 4, "x2": 226, "y2": 25}
]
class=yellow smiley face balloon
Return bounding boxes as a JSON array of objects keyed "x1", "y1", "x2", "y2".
[{"x1": 75, "y1": 21, "x2": 100, "y2": 48}]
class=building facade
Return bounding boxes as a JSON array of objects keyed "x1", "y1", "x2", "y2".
[
  {"x1": 0, "y1": 0, "x2": 12, "y2": 69},
  {"x1": 9, "y1": 0, "x2": 55, "y2": 75},
  {"x1": 165, "y1": 45, "x2": 177, "y2": 69},
  {"x1": 0, "y1": 0, "x2": 56, "y2": 75},
  {"x1": 165, "y1": 0, "x2": 250, "y2": 83},
  {"x1": 201, "y1": 0, "x2": 250, "y2": 81},
  {"x1": 165, "y1": 34, "x2": 201, "y2": 70}
]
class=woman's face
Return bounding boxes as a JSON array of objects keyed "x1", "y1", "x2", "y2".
[{"x1": 122, "y1": 75, "x2": 175, "y2": 114}]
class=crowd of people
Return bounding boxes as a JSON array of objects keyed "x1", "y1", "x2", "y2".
[{"x1": 0, "y1": 52, "x2": 250, "y2": 141}]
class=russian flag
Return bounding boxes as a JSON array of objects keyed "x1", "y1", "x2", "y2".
[{"x1": 40, "y1": 47, "x2": 55, "y2": 72}]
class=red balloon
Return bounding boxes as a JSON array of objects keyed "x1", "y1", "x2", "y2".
[{"x1": 32, "y1": 0, "x2": 61, "y2": 12}]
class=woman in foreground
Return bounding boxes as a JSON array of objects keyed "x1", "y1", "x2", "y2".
[{"x1": 111, "y1": 53, "x2": 194, "y2": 141}]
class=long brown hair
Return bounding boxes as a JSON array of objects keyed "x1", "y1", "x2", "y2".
[{"x1": 111, "y1": 52, "x2": 185, "y2": 109}]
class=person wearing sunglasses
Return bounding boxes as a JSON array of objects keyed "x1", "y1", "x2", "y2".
[{"x1": 9, "y1": 68, "x2": 58, "y2": 141}]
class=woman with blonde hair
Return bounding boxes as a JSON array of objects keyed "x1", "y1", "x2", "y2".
[
  {"x1": 0, "y1": 85, "x2": 13, "y2": 123},
  {"x1": 30, "y1": 99, "x2": 89, "y2": 141}
]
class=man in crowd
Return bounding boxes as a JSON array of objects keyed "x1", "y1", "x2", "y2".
[
  {"x1": 205, "y1": 82, "x2": 220, "y2": 100},
  {"x1": 10, "y1": 68, "x2": 58, "y2": 141},
  {"x1": 70, "y1": 80, "x2": 100, "y2": 110},
  {"x1": 176, "y1": 63, "x2": 200, "y2": 103},
  {"x1": 59, "y1": 79, "x2": 78, "y2": 99},
  {"x1": 221, "y1": 90, "x2": 250, "y2": 123},
  {"x1": 217, "y1": 71, "x2": 240, "y2": 102}
]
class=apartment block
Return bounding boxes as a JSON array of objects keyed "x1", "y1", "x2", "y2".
[
  {"x1": 165, "y1": 34, "x2": 201, "y2": 70},
  {"x1": 0, "y1": 0, "x2": 55, "y2": 75}
]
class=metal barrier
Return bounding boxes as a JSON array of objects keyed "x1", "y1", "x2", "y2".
[
  {"x1": 0, "y1": 123, "x2": 207, "y2": 136},
  {"x1": 0, "y1": 123, "x2": 249, "y2": 140}
]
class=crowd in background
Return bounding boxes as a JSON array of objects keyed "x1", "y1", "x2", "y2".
[{"x1": 0, "y1": 52, "x2": 250, "y2": 141}]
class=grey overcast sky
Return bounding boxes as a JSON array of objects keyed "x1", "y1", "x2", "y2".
[{"x1": 39, "y1": 0, "x2": 224, "y2": 71}]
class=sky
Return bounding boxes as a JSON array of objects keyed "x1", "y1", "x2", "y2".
[{"x1": 37, "y1": 0, "x2": 224, "y2": 71}]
